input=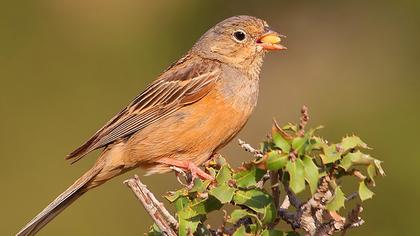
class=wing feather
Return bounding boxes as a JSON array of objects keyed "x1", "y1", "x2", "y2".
[{"x1": 67, "y1": 57, "x2": 220, "y2": 162}]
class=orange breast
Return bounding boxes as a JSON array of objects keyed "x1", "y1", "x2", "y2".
[{"x1": 123, "y1": 79, "x2": 257, "y2": 173}]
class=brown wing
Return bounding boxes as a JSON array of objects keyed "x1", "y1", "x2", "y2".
[{"x1": 67, "y1": 56, "x2": 221, "y2": 163}]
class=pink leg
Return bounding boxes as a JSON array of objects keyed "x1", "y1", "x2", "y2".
[{"x1": 157, "y1": 158, "x2": 214, "y2": 181}]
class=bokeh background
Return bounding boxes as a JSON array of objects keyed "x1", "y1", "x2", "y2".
[{"x1": 1, "y1": 0, "x2": 419, "y2": 235}]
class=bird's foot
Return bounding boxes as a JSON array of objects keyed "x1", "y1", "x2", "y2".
[{"x1": 159, "y1": 158, "x2": 214, "y2": 188}]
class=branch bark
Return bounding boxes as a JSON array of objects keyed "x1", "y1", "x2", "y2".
[{"x1": 124, "y1": 175, "x2": 178, "y2": 236}]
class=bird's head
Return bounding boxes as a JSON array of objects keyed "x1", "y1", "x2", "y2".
[{"x1": 192, "y1": 15, "x2": 286, "y2": 69}]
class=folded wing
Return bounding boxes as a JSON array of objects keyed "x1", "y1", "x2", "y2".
[{"x1": 66, "y1": 56, "x2": 221, "y2": 163}]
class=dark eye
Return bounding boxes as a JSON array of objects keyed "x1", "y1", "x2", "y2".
[{"x1": 233, "y1": 30, "x2": 246, "y2": 42}]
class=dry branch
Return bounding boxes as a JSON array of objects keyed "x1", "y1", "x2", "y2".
[{"x1": 124, "y1": 175, "x2": 178, "y2": 236}]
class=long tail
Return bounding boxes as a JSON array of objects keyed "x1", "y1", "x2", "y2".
[{"x1": 16, "y1": 162, "x2": 105, "y2": 236}]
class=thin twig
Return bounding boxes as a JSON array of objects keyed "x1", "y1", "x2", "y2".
[
  {"x1": 298, "y1": 105, "x2": 309, "y2": 137},
  {"x1": 124, "y1": 175, "x2": 178, "y2": 236},
  {"x1": 284, "y1": 183, "x2": 302, "y2": 208},
  {"x1": 255, "y1": 173, "x2": 270, "y2": 189},
  {"x1": 268, "y1": 170, "x2": 280, "y2": 229},
  {"x1": 238, "y1": 139, "x2": 263, "y2": 158}
]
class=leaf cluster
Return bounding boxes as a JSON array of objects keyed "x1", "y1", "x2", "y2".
[{"x1": 148, "y1": 119, "x2": 385, "y2": 235}]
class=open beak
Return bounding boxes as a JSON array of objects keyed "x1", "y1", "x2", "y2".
[{"x1": 257, "y1": 30, "x2": 287, "y2": 51}]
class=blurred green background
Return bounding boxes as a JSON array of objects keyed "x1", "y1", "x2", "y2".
[{"x1": 1, "y1": 0, "x2": 419, "y2": 235}]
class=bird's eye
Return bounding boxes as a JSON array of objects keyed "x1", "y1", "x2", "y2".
[{"x1": 233, "y1": 30, "x2": 246, "y2": 42}]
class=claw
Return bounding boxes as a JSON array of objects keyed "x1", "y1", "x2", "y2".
[{"x1": 158, "y1": 158, "x2": 214, "y2": 186}]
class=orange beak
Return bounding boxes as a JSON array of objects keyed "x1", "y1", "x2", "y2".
[{"x1": 257, "y1": 30, "x2": 287, "y2": 51}]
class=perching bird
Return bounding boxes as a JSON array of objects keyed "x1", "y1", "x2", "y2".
[{"x1": 17, "y1": 15, "x2": 286, "y2": 235}]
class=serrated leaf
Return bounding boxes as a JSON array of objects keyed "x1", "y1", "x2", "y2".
[
  {"x1": 249, "y1": 224, "x2": 258, "y2": 234},
  {"x1": 339, "y1": 151, "x2": 385, "y2": 177},
  {"x1": 177, "y1": 195, "x2": 222, "y2": 220},
  {"x1": 320, "y1": 144, "x2": 341, "y2": 164},
  {"x1": 165, "y1": 189, "x2": 187, "y2": 202},
  {"x1": 374, "y1": 159, "x2": 385, "y2": 176},
  {"x1": 359, "y1": 181, "x2": 374, "y2": 201},
  {"x1": 302, "y1": 155, "x2": 319, "y2": 194},
  {"x1": 228, "y1": 209, "x2": 250, "y2": 223},
  {"x1": 233, "y1": 189, "x2": 272, "y2": 213},
  {"x1": 174, "y1": 196, "x2": 189, "y2": 212},
  {"x1": 267, "y1": 151, "x2": 288, "y2": 170},
  {"x1": 282, "y1": 123, "x2": 297, "y2": 132},
  {"x1": 209, "y1": 185, "x2": 235, "y2": 203},
  {"x1": 273, "y1": 132, "x2": 291, "y2": 153},
  {"x1": 311, "y1": 136, "x2": 326, "y2": 150},
  {"x1": 189, "y1": 178, "x2": 211, "y2": 193},
  {"x1": 178, "y1": 217, "x2": 200, "y2": 236},
  {"x1": 233, "y1": 165, "x2": 265, "y2": 188},
  {"x1": 326, "y1": 186, "x2": 345, "y2": 211},
  {"x1": 367, "y1": 164, "x2": 377, "y2": 186},
  {"x1": 148, "y1": 223, "x2": 163, "y2": 236},
  {"x1": 177, "y1": 204, "x2": 198, "y2": 219},
  {"x1": 228, "y1": 209, "x2": 260, "y2": 225},
  {"x1": 216, "y1": 165, "x2": 233, "y2": 184},
  {"x1": 189, "y1": 196, "x2": 222, "y2": 215},
  {"x1": 341, "y1": 135, "x2": 369, "y2": 151},
  {"x1": 339, "y1": 153, "x2": 353, "y2": 170},
  {"x1": 292, "y1": 136, "x2": 308, "y2": 155},
  {"x1": 233, "y1": 225, "x2": 249, "y2": 236},
  {"x1": 261, "y1": 229, "x2": 284, "y2": 236},
  {"x1": 262, "y1": 202, "x2": 277, "y2": 225},
  {"x1": 286, "y1": 159, "x2": 305, "y2": 194}
]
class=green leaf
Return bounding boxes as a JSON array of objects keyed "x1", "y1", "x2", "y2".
[
  {"x1": 339, "y1": 151, "x2": 385, "y2": 177},
  {"x1": 249, "y1": 224, "x2": 258, "y2": 234},
  {"x1": 273, "y1": 132, "x2": 291, "y2": 152},
  {"x1": 286, "y1": 159, "x2": 305, "y2": 194},
  {"x1": 228, "y1": 209, "x2": 260, "y2": 225},
  {"x1": 311, "y1": 136, "x2": 326, "y2": 150},
  {"x1": 282, "y1": 123, "x2": 297, "y2": 132},
  {"x1": 302, "y1": 155, "x2": 319, "y2": 194},
  {"x1": 292, "y1": 136, "x2": 308, "y2": 155},
  {"x1": 340, "y1": 135, "x2": 368, "y2": 151},
  {"x1": 320, "y1": 144, "x2": 341, "y2": 164},
  {"x1": 209, "y1": 185, "x2": 235, "y2": 203},
  {"x1": 232, "y1": 225, "x2": 249, "y2": 236},
  {"x1": 267, "y1": 151, "x2": 288, "y2": 170},
  {"x1": 189, "y1": 178, "x2": 211, "y2": 193},
  {"x1": 174, "y1": 196, "x2": 189, "y2": 212},
  {"x1": 165, "y1": 189, "x2": 187, "y2": 202},
  {"x1": 216, "y1": 165, "x2": 232, "y2": 184},
  {"x1": 178, "y1": 217, "x2": 200, "y2": 236},
  {"x1": 338, "y1": 153, "x2": 353, "y2": 171},
  {"x1": 261, "y1": 229, "x2": 284, "y2": 236},
  {"x1": 228, "y1": 209, "x2": 251, "y2": 223},
  {"x1": 233, "y1": 189, "x2": 272, "y2": 213},
  {"x1": 189, "y1": 196, "x2": 222, "y2": 215},
  {"x1": 367, "y1": 164, "x2": 377, "y2": 185},
  {"x1": 285, "y1": 232, "x2": 301, "y2": 236},
  {"x1": 177, "y1": 195, "x2": 222, "y2": 220},
  {"x1": 233, "y1": 165, "x2": 265, "y2": 188},
  {"x1": 262, "y1": 202, "x2": 277, "y2": 225},
  {"x1": 359, "y1": 181, "x2": 374, "y2": 201},
  {"x1": 326, "y1": 186, "x2": 345, "y2": 211},
  {"x1": 148, "y1": 223, "x2": 163, "y2": 236}
]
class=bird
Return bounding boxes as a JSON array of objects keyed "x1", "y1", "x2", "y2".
[{"x1": 17, "y1": 15, "x2": 286, "y2": 236}]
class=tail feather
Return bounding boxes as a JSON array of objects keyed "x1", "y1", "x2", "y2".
[{"x1": 16, "y1": 163, "x2": 104, "y2": 236}]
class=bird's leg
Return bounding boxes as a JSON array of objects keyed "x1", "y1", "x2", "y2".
[{"x1": 158, "y1": 158, "x2": 214, "y2": 182}]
